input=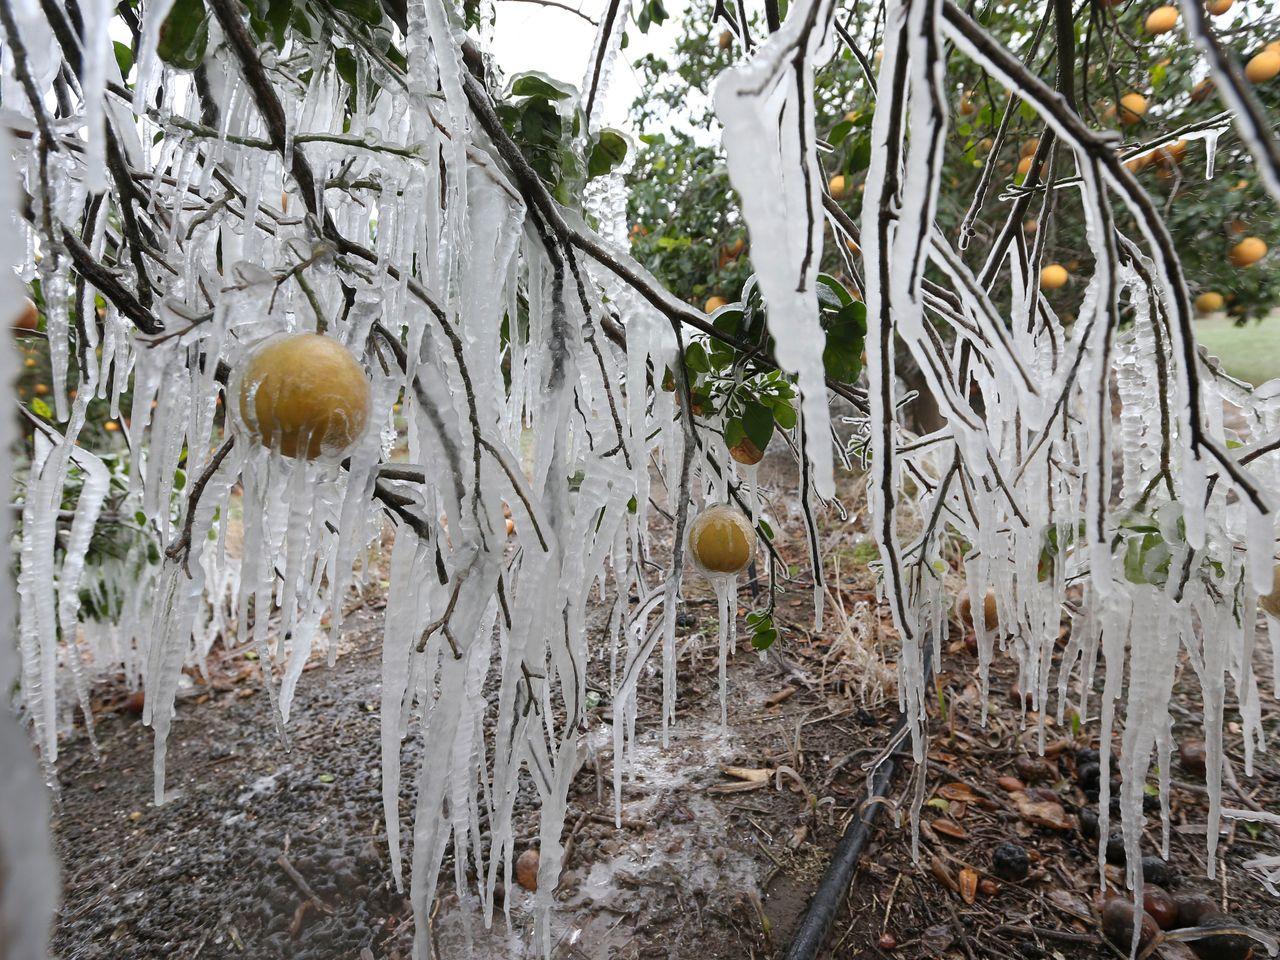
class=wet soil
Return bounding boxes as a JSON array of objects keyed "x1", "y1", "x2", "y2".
[{"x1": 47, "y1": 462, "x2": 1280, "y2": 960}]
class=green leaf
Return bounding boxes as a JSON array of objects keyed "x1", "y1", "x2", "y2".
[
  {"x1": 627, "y1": 495, "x2": 638, "y2": 513},
  {"x1": 30, "y1": 396, "x2": 52, "y2": 419},
  {"x1": 330, "y1": 0, "x2": 382, "y2": 24},
  {"x1": 510, "y1": 72, "x2": 575, "y2": 101},
  {"x1": 829, "y1": 119, "x2": 854, "y2": 147},
  {"x1": 318, "y1": 773, "x2": 335, "y2": 783},
  {"x1": 848, "y1": 136, "x2": 872, "y2": 173},
  {"x1": 723, "y1": 417, "x2": 746, "y2": 448},
  {"x1": 757, "y1": 518, "x2": 774, "y2": 541},
  {"x1": 684, "y1": 340, "x2": 710, "y2": 373},
  {"x1": 587, "y1": 128, "x2": 629, "y2": 179},
  {"x1": 769, "y1": 397, "x2": 797, "y2": 430},
  {"x1": 156, "y1": 0, "x2": 210, "y2": 70},
  {"x1": 742, "y1": 401, "x2": 774, "y2": 451},
  {"x1": 113, "y1": 40, "x2": 134, "y2": 79}
]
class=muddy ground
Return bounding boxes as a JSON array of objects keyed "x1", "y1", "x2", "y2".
[{"x1": 48, "y1": 462, "x2": 1280, "y2": 960}]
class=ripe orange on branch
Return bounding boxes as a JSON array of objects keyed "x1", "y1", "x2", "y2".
[
  {"x1": 1228, "y1": 236, "x2": 1267, "y2": 267},
  {"x1": 234, "y1": 333, "x2": 371, "y2": 461}
]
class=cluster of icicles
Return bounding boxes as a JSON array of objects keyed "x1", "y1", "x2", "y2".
[{"x1": 2, "y1": 0, "x2": 1279, "y2": 954}]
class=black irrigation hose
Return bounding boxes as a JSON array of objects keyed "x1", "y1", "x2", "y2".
[{"x1": 783, "y1": 652, "x2": 935, "y2": 960}]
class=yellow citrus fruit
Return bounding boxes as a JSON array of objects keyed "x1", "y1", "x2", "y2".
[
  {"x1": 1206, "y1": 0, "x2": 1232, "y2": 13},
  {"x1": 1268, "y1": 40, "x2": 1280, "y2": 54},
  {"x1": 958, "y1": 96, "x2": 976, "y2": 116},
  {"x1": 13, "y1": 296, "x2": 38, "y2": 331},
  {"x1": 1020, "y1": 138, "x2": 1040, "y2": 158},
  {"x1": 728, "y1": 437, "x2": 764, "y2": 465},
  {"x1": 829, "y1": 175, "x2": 849, "y2": 199},
  {"x1": 1229, "y1": 236, "x2": 1267, "y2": 267},
  {"x1": 1117, "y1": 92, "x2": 1148, "y2": 124},
  {"x1": 1195, "y1": 291, "x2": 1225, "y2": 314},
  {"x1": 1190, "y1": 78, "x2": 1215, "y2": 102},
  {"x1": 235, "y1": 333, "x2": 370, "y2": 460},
  {"x1": 1245, "y1": 50, "x2": 1280, "y2": 83},
  {"x1": 1145, "y1": 6, "x2": 1179, "y2": 33},
  {"x1": 704, "y1": 296, "x2": 729, "y2": 313},
  {"x1": 104, "y1": 420, "x2": 119, "y2": 432},
  {"x1": 1024, "y1": 218, "x2": 1038, "y2": 234},
  {"x1": 33, "y1": 383, "x2": 48, "y2": 396},
  {"x1": 1040, "y1": 264, "x2": 1070, "y2": 289},
  {"x1": 688, "y1": 504, "x2": 755, "y2": 576},
  {"x1": 23, "y1": 357, "x2": 35, "y2": 368},
  {"x1": 1016, "y1": 156, "x2": 1034, "y2": 177}
]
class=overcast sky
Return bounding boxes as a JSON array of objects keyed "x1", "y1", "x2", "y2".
[{"x1": 489, "y1": 0, "x2": 689, "y2": 129}]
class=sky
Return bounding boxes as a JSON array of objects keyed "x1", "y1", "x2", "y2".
[{"x1": 488, "y1": 0, "x2": 689, "y2": 130}]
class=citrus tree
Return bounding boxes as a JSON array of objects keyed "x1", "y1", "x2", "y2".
[{"x1": 3, "y1": 0, "x2": 1280, "y2": 953}]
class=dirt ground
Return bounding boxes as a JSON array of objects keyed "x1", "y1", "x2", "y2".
[{"x1": 47, "y1": 458, "x2": 1280, "y2": 960}]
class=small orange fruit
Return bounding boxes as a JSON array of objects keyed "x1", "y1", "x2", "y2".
[
  {"x1": 1195, "y1": 291, "x2": 1224, "y2": 314},
  {"x1": 1245, "y1": 50, "x2": 1280, "y2": 83},
  {"x1": 1144, "y1": 6, "x2": 1179, "y2": 33},
  {"x1": 1040, "y1": 264, "x2": 1070, "y2": 289},
  {"x1": 1117, "y1": 92, "x2": 1148, "y2": 125},
  {"x1": 13, "y1": 296, "x2": 38, "y2": 331},
  {"x1": 828, "y1": 175, "x2": 849, "y2": 200},
  {"x1": 1228, "y1": 236, "x2": 1267, "y2": 267},
  {"x1": 1206, "y1": 0, "x2": 1232, "y2": 13},
  {"x1": 704, "y1": 296, "x2": 729, "y2": 313}
]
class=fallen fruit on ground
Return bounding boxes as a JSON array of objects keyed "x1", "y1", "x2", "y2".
[
  {"x1": 1100, "y1": 896, "x2": 1161, "y2": 950},
  {"x1": 1179, "y1": 738, "x2": 1208, "y2": 776},
  {"x1": 956, "y1": 588, "x2": 999, "y2": 631},
  {"x1": 1187, "y1": 916, "x2": 1257, "y2": 960},
  {"x1": 1041, "y1": 263, "x2": 1070, "y2": 289},
  {"x1": 1174, "y1": 891, "x2": 1222, "y2": 928},
  {"x1": 235, "y1": 333, "x2": 370, "y2": 460},
  {"x1": 1144, "y1": 885, "x2": 1179, "y2": 929},
  {"x1": 515, "y1": 848, "x2": 539, "y2": 892},
  {"x1": 991, "y1": 841, "x2": 1029, "y2": 881},
  {"x1": 688, "y1": 504, "x2": 755, "y2": 575}
]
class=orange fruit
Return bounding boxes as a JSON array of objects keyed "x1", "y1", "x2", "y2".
[
  {"x1": 828, "y1": 175, "x2": 849, "y2": 200},
  {"x1": 688, "y1": 505, "x2": 755, "y2": 575},
  {"x1": 1020, "y1": 138, "x2": 1040, "y2": 158},
  {"x1": 1195, "y1": 291, "x2": 1224, "y2": 314},
  {"x1": 13, "y1": 296, "x2": 38, "y2": 331},
  {"x1": 1016, "y1": 156, "x2": 1034, "y2": 177},
  {"x1": 104, "y1": 420, "x2": 119, "y2": 432},
  {"x1": 1245, "y1": 50, "x2": 1280, "y2": 83},
  {"x1": 235, "y1": 333, "x2": 370, "y2": 460},
  {"x1": 1190, "y1": 78, "x2": 1215, "y2": 102},
  {"x1": 1117, "y1": 92, "x2": 1148, "y2": 124},
  {"x1": 1144, "y1": 6, "x2": 1179, "y2": 33},
  {"x1": 1040, "y1": 264, "x2": 1070, "y2": 289},
  {"x1": 1206, "y1": 0, "x2": 1232, "y2": 13},
  {"x1": 1228, "y1": 236, "x2": 1267, "y2": 267},
  {"x1": 704, "y1": 296, "x2": 729, "y2": 313}
]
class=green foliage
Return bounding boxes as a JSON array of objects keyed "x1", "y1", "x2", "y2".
[{"x1": 156, "y1": 0, "x2": 210, "y2": 70}]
